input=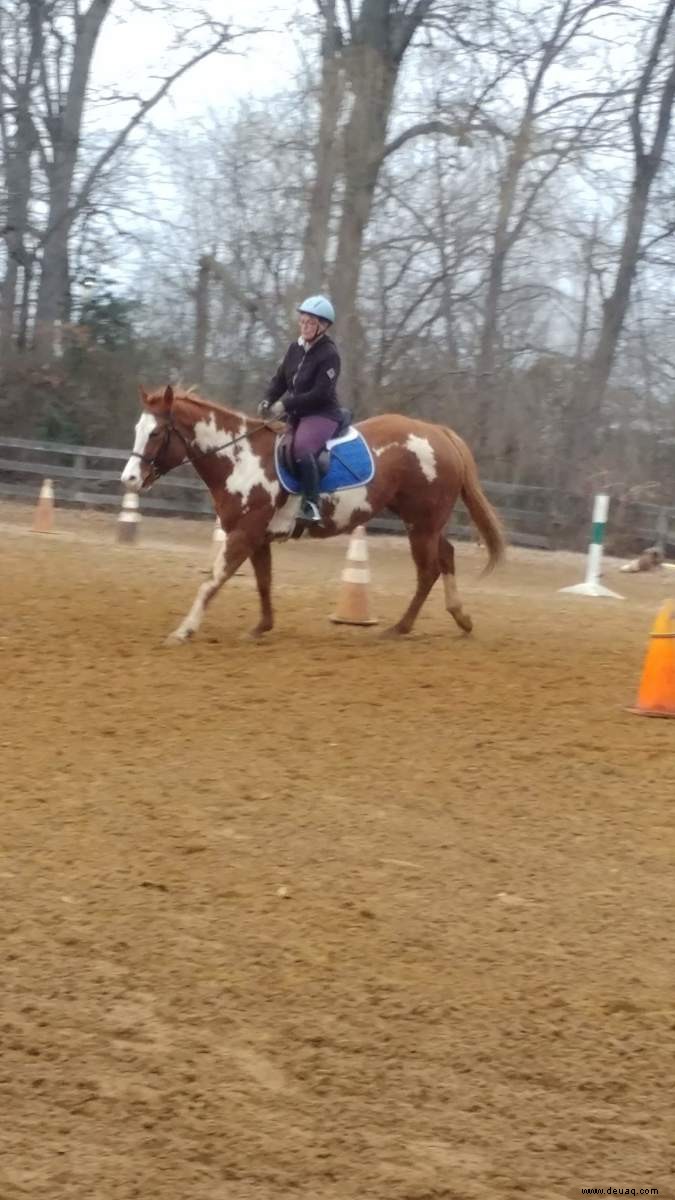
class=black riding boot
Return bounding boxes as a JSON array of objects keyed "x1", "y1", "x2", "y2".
[{"x1": 296, "y1": 454, "x2": 322, "y2": 523}]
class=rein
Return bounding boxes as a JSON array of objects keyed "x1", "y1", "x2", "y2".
[{"x1": 130, "y1": 415, "x2": 274, "y2": 473}]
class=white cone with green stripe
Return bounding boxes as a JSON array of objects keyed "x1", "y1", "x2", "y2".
[{"x1": 560, "y1": 493, "x2": 623, "y2": 599}]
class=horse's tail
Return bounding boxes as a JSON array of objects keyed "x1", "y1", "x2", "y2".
[{"x1": 442, "y1": 427, "x2": 506, "y2": 573}]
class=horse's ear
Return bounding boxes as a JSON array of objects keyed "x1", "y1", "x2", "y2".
[
  {"x1": 160, "y1": 385, "x2": 174, "y2": 413},
  {"x1": 138, "y1": 385, "x2": 149, "y2": 406}
]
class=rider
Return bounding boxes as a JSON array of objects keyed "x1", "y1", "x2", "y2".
[{"x1": 258, "y1": 295, "x2": 341, "y2": 522}]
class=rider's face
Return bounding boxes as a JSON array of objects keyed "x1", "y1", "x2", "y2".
[{"x1": 298, "y1": 313, "x2": 321, "y2": 342}]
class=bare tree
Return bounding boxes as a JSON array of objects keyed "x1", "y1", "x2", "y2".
[
  {"x1": 36, "y1": 4, "x2": 243, "y2": 354},
  {"x1": 472, "y1": 0, "x2": 631, "y2": 450},
  {"x1": 297, "y1": 0, "x2": 481, "y2": 407},
  {"x1": 0, "y1": 0, "x2": 43, "y2": 355},
  {"x1": 301, "y1": 0, "x2": 346, "y2": 293},
  {"x1": 571, "y1": 0, "x2": 675, "y2": 459},
  {"x1": 1, "y1": 1, "x2": 256, "y2": 359}
]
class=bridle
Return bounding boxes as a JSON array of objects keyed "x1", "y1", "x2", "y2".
[{"x1": 129, "y1": 415, "x2": 274, "y2": 480}]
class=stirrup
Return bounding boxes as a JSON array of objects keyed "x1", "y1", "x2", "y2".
[{"x1": 299, "y1": 498, "x2": 322, "y2": 523}]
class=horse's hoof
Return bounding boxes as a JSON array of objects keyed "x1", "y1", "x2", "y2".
[
  {"x1": 379, "y1": 624, "x2": 407, "y2": 639},
  {"x1": 243, "y1": 625, "x2": 272, "y2": 641},
  {"x1": 164, "y1": 630, "x2": 192, "y2": 646},
  {"x1": 455, "y1": 613, "x2": 473, "y2": 634}
]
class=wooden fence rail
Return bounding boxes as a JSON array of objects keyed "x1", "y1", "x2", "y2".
[{"x1": 1, "y1": 436, "x2": 673, "y2": 554}]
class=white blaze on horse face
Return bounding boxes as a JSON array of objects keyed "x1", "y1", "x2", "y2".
[
  {"x1": 326, "y1": 486, "x2": 372, "y2": 532},
  {"x1": 194, "y1": 415, "x2": 279, "y2": 507},
  {"x1": 406, "y1": 434, "x2": 437, "y2": 483},
  {"x1": 121, "y1": 412, "x2": 158, "y2": 490}
]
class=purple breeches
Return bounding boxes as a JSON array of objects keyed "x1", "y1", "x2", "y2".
[{"x1": 292, "y1": 415, "x2": 340, "y2": 460}]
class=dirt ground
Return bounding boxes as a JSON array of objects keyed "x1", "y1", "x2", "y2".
[{"x1": 1, "y1": 500, "x2": 675, "y2": 1200}]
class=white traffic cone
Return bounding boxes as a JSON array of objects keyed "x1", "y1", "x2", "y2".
[
  {"x1": 330, "y1": 526, "x2": 378, "y2": 626},
  {"x1": 116, "y1": 491, "x2": 140, "y2": 544}
]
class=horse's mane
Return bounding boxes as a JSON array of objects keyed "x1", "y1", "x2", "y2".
[{"x1": 148, "y1": 387, "x2": 249, "y2": 422}]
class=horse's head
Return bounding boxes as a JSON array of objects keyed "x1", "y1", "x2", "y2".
[{"x1": 121, "y1": 385, "x2": 189, "y2": 491}]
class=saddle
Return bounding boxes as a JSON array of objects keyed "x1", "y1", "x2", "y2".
[
  {"x1": 274, "y1": 409, "x2": 376, "y2": 497},
  {"x1": 277, "y1": 408, "x2": 353, "y2": 479}
]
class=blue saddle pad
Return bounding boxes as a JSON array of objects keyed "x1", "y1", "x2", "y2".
[{"x1": 275, "y1": 427, "x2": 376, "y2": 494}]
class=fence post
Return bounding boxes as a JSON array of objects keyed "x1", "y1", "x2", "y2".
[
  {"x1": 70, "y1": 451, "x2": 87, "y2": 500},
  {"x1": 656, "y1": 507, "x2": 669, "y2": 555}
]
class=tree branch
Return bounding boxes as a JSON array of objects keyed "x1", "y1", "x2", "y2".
[
  {"x1": 630, "y1": 0, "x2": 675, "y2": 160},
  {"x1": 380, "y1": 118, "x2": 469, "y2": 163},
  {"x1": 69, "y1": 26, "x2": 248, "y2": 224}
]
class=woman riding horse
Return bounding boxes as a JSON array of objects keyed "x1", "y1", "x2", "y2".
[{"x1": 258, "y1": 295, "x2": 341, "y2": 523}]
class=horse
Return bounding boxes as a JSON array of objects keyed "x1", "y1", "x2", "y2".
[{"x1": 120, "y1": 386, "x2": 505, "y2": 642}]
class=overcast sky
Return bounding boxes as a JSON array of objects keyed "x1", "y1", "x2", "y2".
[{"x1": 90, "y1": 0, "x2": 306, "y2": 127}]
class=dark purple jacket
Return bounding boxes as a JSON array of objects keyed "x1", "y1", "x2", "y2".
[{"x1": 265, "y1": 334, "x2": 342, "y2": 423}]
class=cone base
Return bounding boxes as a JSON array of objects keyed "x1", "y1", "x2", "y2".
[
  {"x1": 627, "y1": 706, "x2": 675, "y2": 719},
  {"x1": 560, "y1": 581, "x2": 624, "y2": 599},
  {"x1": 31, "y1": 512, "x2": 54, "y2": 534},
  {"x1": 330, "y1": 616, "x2": 379, "y2": 626},
  {"x1": 117, "y1": 525, "x2": 139, "y2": 544}
]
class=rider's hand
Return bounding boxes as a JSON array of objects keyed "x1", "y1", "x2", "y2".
[{"x1": 260, "y1": 399, "x2": 286, "y2": 420}]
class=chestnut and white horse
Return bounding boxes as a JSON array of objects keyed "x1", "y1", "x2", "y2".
[{"x1": 121, "y1": 386, "x2": 505, "y2": 641}]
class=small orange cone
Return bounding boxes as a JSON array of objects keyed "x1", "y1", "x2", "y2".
[
  {"x1": 629, "y1": 600, "x2": 675, "y2": 718},
  {"x1": 32, "y1": 478, "x2": 55, "y2": 533},
  {"x1": 330, "y1": 525, "x2": 378, "y2": 626}
]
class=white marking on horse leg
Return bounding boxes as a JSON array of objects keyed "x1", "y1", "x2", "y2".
[
  {"x1": 167, "y1": 538, "x2": 228, "y2": 643},
  {"x1": 121, "y1": 412, "x2": 157, "y2": 489},
  {"x1": 443, "y1": 572, "x2": 460, "y2": 611},
  {"x1": 406, "y1": 434, "x2": 437, "y2": 482},
  {"x1": 443, "y1": 570, "x2": 472, "y2": 633}
]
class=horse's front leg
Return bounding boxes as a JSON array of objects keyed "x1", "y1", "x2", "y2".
[
  {"x1": 166, "y1": 526, "x2": 255, "y2": 645},
  {"x1": 247, "y1": 541, "x2": 274, "y2": 639}
]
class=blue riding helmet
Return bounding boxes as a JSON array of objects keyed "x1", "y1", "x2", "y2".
[{"x1": 297, "y1": 294, "x2": 335, "y2": 324}]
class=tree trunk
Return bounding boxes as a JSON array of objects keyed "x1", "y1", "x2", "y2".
[
  {"x1": 302, "y1": 1, "x2": 344, "y2": 292},
  {"x1": 34, "y1": 172, "x2": 74, "y2": 351},
  {"x1": 585, "y1": 174, "x2": 655, "y2": 403},
  {"x1": 432, "y1": 138, "x2": 460, "y2": 367},
  {"x1": 0, "y1": 260, "x2": 19, "y2": 364},
  {"x1": 34, "y1": 0, "x2": 113, "y2": 355},
  {"x1": 0, "y1": 0, "x2": 42, "y2": 359},
  {"x1": 330, "y1": 45, "x2": 396, "y2": 409},
  {"x1": 476, "y1": 96, "x2": 543, "y2": 452},
  {"x1": 570, "y1": 1, "x2": 675, "y2": 465},
  {"x1": 193, "y1": 256, "x2": 211, "y2": 384}
]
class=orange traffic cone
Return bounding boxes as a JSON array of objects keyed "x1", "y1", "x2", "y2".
[
  {"x1": 32, "y1": 478, "x2": 55, "y2": 533},
  {"x1": 629, "y1": 600, "x2": 675, "y2": 718},
  {"x1": 330, "y1": 525, "x2": 378, "y2": 626}
]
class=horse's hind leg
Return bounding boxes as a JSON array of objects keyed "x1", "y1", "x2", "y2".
[
  {"x1": 385, "y1": 527, "x2": 440, "y2": 636},
  {"x1": 439, "y1": 534, "x2": 472, "y2": 633},
  {"x1": 166, "y1": 528, "x2": 252, "y2": 644}
]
